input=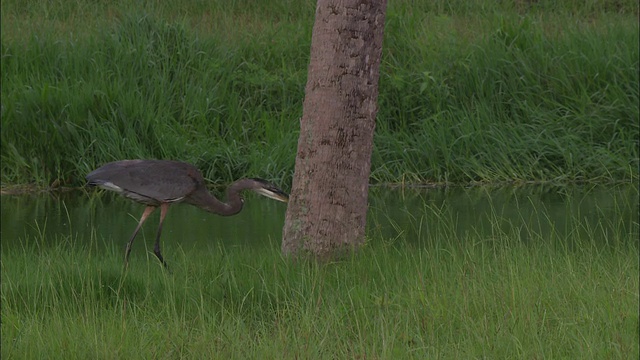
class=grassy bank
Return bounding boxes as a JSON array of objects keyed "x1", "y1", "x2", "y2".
[
  {"x1": 1, "y1": 195, "x2": 640, "y2": 359},
  {"x1": 2, "y1": 195, "x2": 638, "y2": 358},
  {"x1": 1, "y1": 0, "x2": 638, "y2": 188}
]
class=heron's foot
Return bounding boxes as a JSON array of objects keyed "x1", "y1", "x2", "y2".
[{"x1": 153, "y1": 248, "x2": 171, "y2": 272}]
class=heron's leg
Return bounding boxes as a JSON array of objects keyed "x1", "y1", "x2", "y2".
[
  {"x1": 153, "y1": 203, "x2": 170, "y2": 269},
  {"x1": 125, "y1": 206, "x2": 156, "y2": 268}
]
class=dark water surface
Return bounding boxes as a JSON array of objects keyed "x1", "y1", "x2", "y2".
[
  {"x1": 368, "y1": 184, "x2": 637, "y2": 247},
  {"x1": 1, "y1": 185, "x2": 637, "y2": 255}
]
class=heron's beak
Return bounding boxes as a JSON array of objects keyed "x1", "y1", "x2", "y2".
[{"x1": 254, "y1": 188, "x2": 289, "y2": 203}]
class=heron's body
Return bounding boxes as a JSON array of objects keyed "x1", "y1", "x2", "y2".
[{"x1": 86, "y1": 159, "x2": 288, "y2": 269}]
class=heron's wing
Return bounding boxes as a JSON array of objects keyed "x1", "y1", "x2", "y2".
[{"x1": 86, "y1": 160, "x2": 204, "y2": 203}]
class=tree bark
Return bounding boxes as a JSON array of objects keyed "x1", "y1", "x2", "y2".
[{"x1": 282, "y1": 0, "x2": 387, "y2": 259}]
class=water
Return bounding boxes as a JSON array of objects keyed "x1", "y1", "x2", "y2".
[
  {"x1": 368, "y1": 184, "x2": 638, "y2": 247},
  {"x1": 1, "y1": 185, "x2": 637, "y2": 256},
  {"x1": 0, "y1": 189, "x2": 289, "y2": 253}
]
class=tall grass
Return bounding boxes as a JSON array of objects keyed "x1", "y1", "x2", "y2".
[
  {"x1": 2, "y1": 193, "x2": 638, "y2": 358},
  {"x1": 1, "y1": 0, "x2": 638, "y2": 188}
]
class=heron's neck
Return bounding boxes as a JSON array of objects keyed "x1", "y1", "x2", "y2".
[{"x1": 189, "y1": 179, "x2": 254, "y2": 216}]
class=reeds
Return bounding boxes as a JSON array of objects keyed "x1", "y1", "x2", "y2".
[{"x1": 1, "y1": 0, "x2": 638, "y2": 188}]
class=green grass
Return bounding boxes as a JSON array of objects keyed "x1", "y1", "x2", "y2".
[
  {"x1": 2, "y1": 197, "x2": 638, "y2": 358},
  {"x1": 1, "y1": 0, "x2": 638, "y2": 188}
]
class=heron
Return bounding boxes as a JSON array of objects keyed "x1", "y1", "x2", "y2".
[{"x1": 86, "y1": 159, "x2": 289, "y2": 269}]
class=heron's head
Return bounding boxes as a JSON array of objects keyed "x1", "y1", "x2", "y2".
[{"x1": 248, "y1": 178, "x2": 289, "y2": 203}]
